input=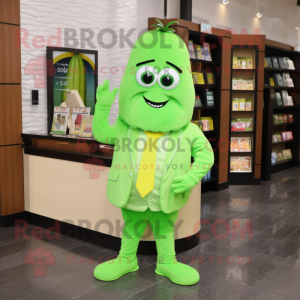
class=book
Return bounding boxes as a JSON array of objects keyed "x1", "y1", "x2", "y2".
[
  {"x1": 239, "y1": 98, "x2": 246, "y2": 111},
  {"x1": 273, "y1": 114, "x2": 279, "y2": 124},
  {"x1": 232, "y1": 98, "x2": 239, "y2": 111},
  {"x1": 231, "y1": 137, "x2": 251, "y2": 152},
  {"x1": 230, "y1": 157, "x2": 252, "y2": 173},
  {"x1": 278, "y1": 114, "x2": 284, "y2": 124},
  {"x1": 270, "y1": 78, "x2": 275, "y2": 86},
  {"x1": 264, "y1": 58, "x2": 267, "y2": 67},
  {"x1": 283, "y1": 114, "x2": 288, "y2": 123},
  {"x1": 278, "y1": 57, "x2": 287, "y2": 69},
  {"x1": 266, "y1": 57, "x2": 272, "y2": 67},
  {"x1": 281, "y1": 90, "x2": 289, "y2": 106},
  {"x1": 286, "y1": 95, "x2": 294, "y2": 106},
  {"x1": 247, "y1": 57, "x2": 253, "y2": 69},
  {"x1": 205, "y1": 71, "x2": 215, "y2": 84},
  {"x1": 194, "y1": 95, "x2": 203, "y2": 107},
  {"x1": 203, "y1": 43, "x2": 212, "y2": 61},
  {"x1": 70, "y1": 107, "x2": 90, "y2": 135},
  {"x1": 206, "y1": 91, "x2": 215, "y2": 107},
  {"x1": 288, "y1": 114, "x2": 294, "y2": 122},
  {"x1": 188, "y1": 40, "x2": 195, "y2": 59},
  {"x1": 281, "y1": 131, "x2": 293, "y2": 141},
  {"x1": 79, "y1": 116, "x2": 93, "y2": 137},
  {"x1": 237, "y1": 57, "x2": 243, "y2": 68},
  {"x1": 242, "y1": 57, "x2": 247, "y2": 69},
  {"x1": 192, "y1": 72, "x2": 205, "y2": 84},
  {"x1": 245, "y1": 98, "x2": 253, "y2": 111},
  {"x1": 272, "y1": 57, "x2": 280, "y2": 68},
  {"x1": 274, "y1": 92, "x2": 283, "y2": 106},
  {"x1": 283, "y1": 57, "x2": 295, "y2": 70},
  {"x1": 232, "y1": 78, "x2": 237, "y2": 90},
  {"x1": 236, "y1": 79, "x2": 243, "y2": 90},
  {"x1": 272, "y1": 132, "x2": 282, "y2": 143},
  {"x1": 51, "y1": 106, "x2": 70, "y2": 134},
  {"x1": 196, "y1": 45, "x2": 202, "y2": 59},
  {"x1": 233, "y1": 56, "x2": 238, "y2": 69},
  {"x1": 274, "y1": 73, "x2": 284, "y2": 86}
]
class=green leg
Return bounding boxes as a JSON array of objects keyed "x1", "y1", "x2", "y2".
[
  {"x1": 149, "y1": 211, "x2": 200, "y2": 286},
  {"x1": 94, "y1": 208, "x2": 149, "y2": 281}
]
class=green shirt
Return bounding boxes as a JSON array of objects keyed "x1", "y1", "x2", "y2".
[{"x1": 124, "y1": 130, "x2": 170, "y2": 212}]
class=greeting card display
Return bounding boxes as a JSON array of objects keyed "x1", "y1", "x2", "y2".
[{"x1": 51, "y1": 106, "x2": 70, "y2": 134}]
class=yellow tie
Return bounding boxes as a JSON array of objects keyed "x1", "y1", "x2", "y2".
[{"x1": 136, "y1": 131, "x2": 165, "y2": 198}]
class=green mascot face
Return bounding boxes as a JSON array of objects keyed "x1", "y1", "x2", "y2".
[{"x1": 119, "y1": 22, "x2": 195, "y2": 132}]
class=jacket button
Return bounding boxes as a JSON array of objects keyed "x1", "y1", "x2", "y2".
[{"x1": 130, "y1": 173, "x2": 132, "y2": 176}]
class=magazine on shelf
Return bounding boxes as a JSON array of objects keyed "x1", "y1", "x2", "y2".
[
  {"x1": 231, "y1": 137, "x2": 251, "y2": 152},
  {"x1": 230, "y1": 156, "x2": 252, "y2": 173}
]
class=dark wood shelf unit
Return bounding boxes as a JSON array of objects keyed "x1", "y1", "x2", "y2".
[
  {"x1": 228, "y1": 36, "x2": 265, "y2": 185},
  {"x1": 148, "y1": 18, "x2": 232, "y2": 192},
  {"x1": 261, "y1": 40, "x2": 300, "y2": 180}
]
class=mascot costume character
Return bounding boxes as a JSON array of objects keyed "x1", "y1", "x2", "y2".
[{"x1": 92, "y1": 20, "x2": 214, "y2": 286}]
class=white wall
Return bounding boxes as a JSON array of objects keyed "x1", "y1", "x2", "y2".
[
  {"x1": 168, "y1": 0, "x2": 300, "y2": 46},
  {"x1": 21, "y1": 0, "x2": 163, "y2": 133}
]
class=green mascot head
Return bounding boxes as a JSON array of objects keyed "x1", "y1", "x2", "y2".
[{"x1": 119, "y1": 20, "x2": 195, "y2": 133}]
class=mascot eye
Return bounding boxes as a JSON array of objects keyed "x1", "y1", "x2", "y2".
[
  {"x1": 158, "y1": 68, "x2": 180, "y2": 90},
  {"x1": 136, "y1": 65, "x2": 157, "y2": 87}
]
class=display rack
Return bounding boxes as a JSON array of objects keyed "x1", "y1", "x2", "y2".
[
  {"x1": 148, "y1": 18, "x2": 232, "y2": 192},
  {"x1": 261, "y1": 40, "x2": 300, "y2": 181},
  {"x1": 228, "y1": 35, "x2": 265, "y2": 185}
]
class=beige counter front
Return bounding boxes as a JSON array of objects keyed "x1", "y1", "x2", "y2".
[{"x1": 24, "y1": 154, "x2": 201, "y2": 241}]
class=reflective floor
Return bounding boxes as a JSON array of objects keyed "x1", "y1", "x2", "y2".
[{"x1": 1, "y1": 168, "x2": 300, "y2": 299}]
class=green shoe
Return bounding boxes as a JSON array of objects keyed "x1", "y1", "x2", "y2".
[
  {"x1": 155, "y1": 262, "x2": 200, "y2": 285},
  {"x1": 94, "y1": 256, "x2": 139, "y2": 281}
]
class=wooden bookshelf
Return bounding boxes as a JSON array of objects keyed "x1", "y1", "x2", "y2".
[
  {"x1": 148, "y1": 18, "x2": 232, "y2": 192},
  {"x1": 261, "y1": 39, "x2": 300, "y2": 180},
  {"x1": 228, "y1": 35, "x2": 266, "y2": 185}
]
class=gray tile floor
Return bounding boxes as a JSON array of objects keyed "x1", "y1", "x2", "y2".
[{"x1": 1, "y1": 167, "x2": 300, "y2": 299}]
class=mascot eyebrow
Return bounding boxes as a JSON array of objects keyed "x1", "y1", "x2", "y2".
[{"x1": 136, "y1": 60, "x2": 182, "y2": 74}]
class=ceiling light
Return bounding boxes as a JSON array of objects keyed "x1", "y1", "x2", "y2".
[
  {"x1": 222, "y1": 0, "x2": 229, "y2": 5},
  {"x1": 296, "y1": 27, "x2": 300, "y2": 30},
  {"x1": 256, "y1": 3, "x2": 265, "y2": 19}
]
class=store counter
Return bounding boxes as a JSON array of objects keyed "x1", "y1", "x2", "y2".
[{"x1": 22, "y1": 133, "x2": 201, "y2": 254}]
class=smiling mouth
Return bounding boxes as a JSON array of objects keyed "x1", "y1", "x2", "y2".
[{"x1": 143, "y1": 96, "x2": 169, "y2": 108}]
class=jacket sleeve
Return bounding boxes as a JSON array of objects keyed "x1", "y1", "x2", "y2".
[
  {"x1": 92, "y1": 103, "x2": 117, "y2": 145},
  {"x1": 186, "y1": 124, "x2": 214, "y2": 184}
]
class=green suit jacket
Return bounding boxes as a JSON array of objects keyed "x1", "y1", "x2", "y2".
[{"x1": 93, "y1": 104, "x2": 214, "y2": 214}]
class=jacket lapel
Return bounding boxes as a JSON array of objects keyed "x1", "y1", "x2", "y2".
[
  {"x1": 163, "y1": 129, "x2": 184, "y2": 176},
  {"x1": 127, "y1": 126, "x2": 139, "y2": 169}
]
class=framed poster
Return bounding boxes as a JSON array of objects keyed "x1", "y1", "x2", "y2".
[{"x1": 47, "y1": 47, "x2": 98, "y2": 133}]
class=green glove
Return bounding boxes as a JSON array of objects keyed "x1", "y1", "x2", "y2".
[
  {"x1": 171, "y1": 175, "x2": 197, "y2": 194},
  {"x1": 96, "y1": 79, "x2": 119, "y2": 106}
]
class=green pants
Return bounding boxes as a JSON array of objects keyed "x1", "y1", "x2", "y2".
[{"x1": 119, "y1": 208, "x2": 179, "y2": 264}]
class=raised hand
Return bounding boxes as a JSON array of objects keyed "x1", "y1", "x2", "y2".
[
  {"x1": 96, "y1": 79, "x2": 119, "y2": 106},
  {"x1": 171, "y1": 175, "x2": 196, "y2": 194}
]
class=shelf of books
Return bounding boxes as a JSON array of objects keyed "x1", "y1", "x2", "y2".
[
  {"x1": 148, "y1": 17, "x2": 232, "y2": 192},
  {"x1": 229, "y1": 44, "x2": 262, "y2": 185},
  {"x1": 261, "y1": 40, "x2": 300, "y2": 181}
]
